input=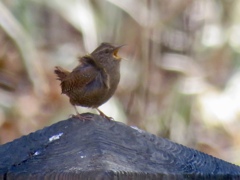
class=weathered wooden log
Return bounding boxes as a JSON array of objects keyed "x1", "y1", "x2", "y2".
[{"x1": 0, "y1": 113, "x2": 240, "y2": 179}]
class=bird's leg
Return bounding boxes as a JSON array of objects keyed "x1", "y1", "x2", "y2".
[
  {"x1": 73, "y1": 106, "x2": 81, "y2": 116},
  {"x1": 96, "y1": 108, "x2": 113, "y2": 121},
  {"x1": 71, "y1": 106, "x2": 93, "y2": 120}
]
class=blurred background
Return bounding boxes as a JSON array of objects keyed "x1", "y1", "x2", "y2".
[{"x1": 0, "y1": 0, "x2": 240, "y2": 165}]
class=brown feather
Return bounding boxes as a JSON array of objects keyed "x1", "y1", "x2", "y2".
[
  {"x1": 54, "y1": 66, "x2": 70, "y2": 81},
  {"x1": 54, "y1": 42, "x2": 123, "y2": 116}
]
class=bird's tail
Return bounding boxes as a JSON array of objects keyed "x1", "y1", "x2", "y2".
[{"x1": 54, "y1": 66, "x2": 70, "y2": 81}]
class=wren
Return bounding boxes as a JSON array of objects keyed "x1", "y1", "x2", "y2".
[{"x1": 54, "y1": 42, "x2": 124, "y2": 120}]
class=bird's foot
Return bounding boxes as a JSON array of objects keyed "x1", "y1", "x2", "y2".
[
  {"x1": 70, "y1": 113, "x2": 93, "y2": 121},
  {"x1": 101, "y1": 114, "x2": 114, "y2": 121},
  {"x1": 96, "y1": 108, "x2": 114, "y2": 121},
  {"x1": 71, "y1": 106, "x2": 94, "y2": 121}
]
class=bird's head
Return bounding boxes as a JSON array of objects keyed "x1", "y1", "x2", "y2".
[{"x1": 91, "y1": 43, "x2": 124, "y2": 67}]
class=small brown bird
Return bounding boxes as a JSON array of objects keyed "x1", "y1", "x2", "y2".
[{"x1": 54, "y1": 42, "x2": 124, "y2": 120}]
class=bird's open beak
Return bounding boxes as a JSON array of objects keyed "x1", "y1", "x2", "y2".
[{"x1": 113, "y1": 45, "x2": 125, "y2": 60}]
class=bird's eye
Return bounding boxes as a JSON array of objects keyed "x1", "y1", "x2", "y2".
[{"x1": 104, "y1": 49, "x2": 110, "y2": 53}]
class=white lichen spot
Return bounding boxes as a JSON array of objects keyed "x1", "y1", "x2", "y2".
[
  {"x1": 130, "y1": 126, "x2": 143, "y2": 133},
  {"x1": 33, "y1": 150, "x2": 41, "y2": 156},
  {"x1": 49, "y1": 132, "x2": 63, "y2": 142}
]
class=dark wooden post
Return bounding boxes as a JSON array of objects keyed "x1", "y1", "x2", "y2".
[{"x1": 0, "y1": 113, "x2": 240, "y2": 179}]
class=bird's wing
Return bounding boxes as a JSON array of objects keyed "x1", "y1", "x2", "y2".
[
  {"x1": 79, "y1": 55, "x2": 110, "y2": 89},
  {"x1": 84, "y1": 55, "x2": 110, "y2": 89},
  {"x1": 60, "y1": 64, "x2": 99, "y2": 94}
]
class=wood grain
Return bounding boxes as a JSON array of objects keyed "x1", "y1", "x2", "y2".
[{"x1": 0, "y1": 113, "x2": 240, "y2": 179}]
